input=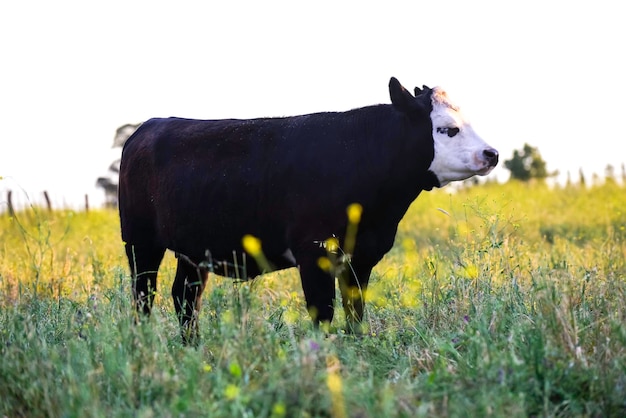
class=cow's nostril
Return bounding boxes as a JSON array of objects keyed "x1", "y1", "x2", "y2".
[{"x1": 483, "y1": 148, "x2": 499, "y2": 166}]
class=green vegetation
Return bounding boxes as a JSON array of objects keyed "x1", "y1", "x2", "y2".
[
  {"x1": 1, "y1": 181, "x2": 625, "y2": 417},
  {"x1": 504, "y1": 143, "x2": 555, "y2": 182}
]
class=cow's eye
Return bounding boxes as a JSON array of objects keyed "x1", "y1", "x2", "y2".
[
  {"x1": 446, "y1": 127, "x2": 460, "y2": 137},
  {"x1": 436, "y1": 127, "x2": 460, "y2": 137}
]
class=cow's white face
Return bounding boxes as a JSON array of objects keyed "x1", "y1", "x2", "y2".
[{"x1": 428, "y1": 88, "x2": 498, "y2": 186}]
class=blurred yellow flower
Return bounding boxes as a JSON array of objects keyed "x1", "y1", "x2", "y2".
[
  {"x1": 229, "y1": 361, "x2": 242, "y2": 378},
  {"x1": 327, "y1": 373, "x2": 342, "y2": 393},
  {"x1": 242, "y1": 235, "x2": 262, "y2": 256},
  {"x1": 326, "y1": 354, "x2": 346, "y2": 418},
  {"x1": 465, "y1": 263, "x2": 479, "y2": 279},
  {"x1": 325, "y1": 237, "x2": 339, "y2": 253},
  {"x1": 317, "y1": 257, "x2": 332, "y2": 272},
  {"x1": 271, "y1": 401, "x2": 286, "y2": 418},
  {"x1": 224, "y1": 384, "x2": 240, "y2": 400},
  {"x1": 347, "y1": 203, "x2": 362, "y2": 224},
  {"x1": 284, "y1": 308, "x2": 300, "y2": 324}
]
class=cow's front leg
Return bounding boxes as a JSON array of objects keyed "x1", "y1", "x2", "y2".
[
  {"x1": 297, "y1": 252, "x2": 337, "y2": 328},
  {"x1": 337, "y1": 262, "x2": 372, "y2": 334},
  {"x1": 171, "y1": 257, "x2": 208, "y2": 345}
]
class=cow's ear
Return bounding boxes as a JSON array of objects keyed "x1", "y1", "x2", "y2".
[
  {"x1": 414, "y1": 85, "x2": 432, "y2": 97},
  {"x1": 389, "y1": 77, "x2": 417, "y2": 113}
]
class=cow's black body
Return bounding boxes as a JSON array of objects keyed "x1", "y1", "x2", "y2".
[{"x1": 119, "y1": 78, "x2": 441, "y2": 342}]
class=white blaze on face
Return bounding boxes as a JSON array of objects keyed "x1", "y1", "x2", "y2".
[{"x1": 428, "y1": 88, "x2": 498, "y2": 186}]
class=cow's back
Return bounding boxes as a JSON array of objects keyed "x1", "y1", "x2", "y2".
[
  {"x1": 118, "y1": 108, "x2": 408, "y2": 264},
  {"x1": 121, "y1": 118, "x2": 273, "y2": 256},
  {"x1": 120, "y1": 116, "x2": 315, "y2": 258}
]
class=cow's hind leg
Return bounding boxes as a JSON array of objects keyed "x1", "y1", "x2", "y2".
[
  {"x1": 172, "y1": 257, "x2": 209, "y2": 345},
  {"x1": 125, "y1": 243, "x2": 165, "y2": 316}
]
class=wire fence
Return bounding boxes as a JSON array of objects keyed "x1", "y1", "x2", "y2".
[{"x1": 1, "y1": 189, "x2": 114, "y2": 215}]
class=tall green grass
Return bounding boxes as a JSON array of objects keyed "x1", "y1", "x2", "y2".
[{"x1": 1, "y1": 181, "x2": 625, "y2": 417}]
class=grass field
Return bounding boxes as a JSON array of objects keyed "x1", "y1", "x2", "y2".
[{"x1": 1, "y1": 181, "x2": 625, "y2": 417}]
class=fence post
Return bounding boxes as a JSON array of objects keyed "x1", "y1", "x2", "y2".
[
  {"x1": 43, "y1": 190, "x2": 52, "y2": 212},
  {"x1": 84, "y1": 194, "x2": 89, "y2": 212},
  {"x1": 7, "y1": 190, "x2": 14, "y2": 216}
]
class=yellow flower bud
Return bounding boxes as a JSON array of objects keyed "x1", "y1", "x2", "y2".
[
  {"x1": 242, "y1": 234, "x2": 262, "y2": 256},
  {"x1": 347, "y1": 203, "x2": 363, "y2": 224}
]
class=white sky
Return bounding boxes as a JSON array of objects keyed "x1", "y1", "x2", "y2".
[{"x1": 1, "y1": 0, "x2": 624, "y2": 209}]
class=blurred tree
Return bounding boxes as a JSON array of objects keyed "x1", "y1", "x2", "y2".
[
  {"x1": 605, "y1": 164, "x2": 616, "y2": 184},
  {"x1": 96, "y1": 123, "x2": 140, "y2": 207},
  {"x1": 579, "y1": 168, "x2": 586, "y2": 187},
  {"x1": 503, "y1": 143, "x2": 555, "y2": 182}
]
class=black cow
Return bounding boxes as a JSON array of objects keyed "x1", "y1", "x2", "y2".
[{"x1": 119, "y1": 77, "x2": 498, "y2": 343}]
